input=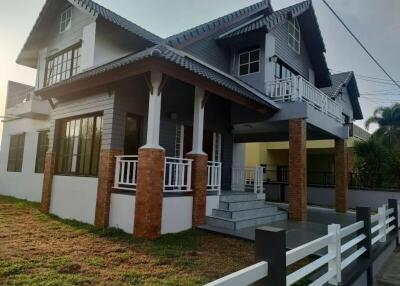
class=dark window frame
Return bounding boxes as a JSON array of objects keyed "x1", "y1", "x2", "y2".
[
  {"x1": 44, "y1": 41, "x2": 82, "y2": 87},
  {"x1": 238, "y1": 47, "x2": 261, "y2": 76},
  {"x1": 7, "y1": 133, "x2": 26, "y2": 173},
  {"x1": 35, "y1": 130, "x2": 50, "y2": 173},
  {"x1": 124, "y1": 113, "x2": 143, "y2": 156},
  {"x1": 55, "y1": 113, "x2": 103, "y2": 177}
]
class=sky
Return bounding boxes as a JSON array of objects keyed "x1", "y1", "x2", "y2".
[{"x1": 1, "y1": 0, "x2": 399, "y2": 139}]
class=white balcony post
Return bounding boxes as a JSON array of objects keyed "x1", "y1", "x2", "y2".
[
  {"x1": 143, "y1": 71, "x2": 163, "y2": 149},
  {"x1": 188, "y1": 87, "x2": 206, "y2": 155},
  {"x1": 114, "y1": 157, "x2": 121, "y2": 188},
  {"x1": 328, "y1": 224, "x2": 342, "y2": 285}
]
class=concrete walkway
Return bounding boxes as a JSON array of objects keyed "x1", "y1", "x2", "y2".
[
  {"x1": 378, "y1": 247, "x2": 400, "y2": 286},
  {"x1": 200, "y1": 203, "x2": 356, "y2": 251}
]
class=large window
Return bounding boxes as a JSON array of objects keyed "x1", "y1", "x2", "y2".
[
  {"x1": 7, "y1": 134, "x2": 25, "y2": 172},
  {"x1": 35, "y1": 130, "x2": 49, "y2": 173},
  {"x1": 45, "y1": 43, "x2": 81, "y2": 87},
  {"x1": 56, "y1": 114, "x2": 103, "y2": 176},
  {"x1": 288, "y1": 18, "x2": 301, "y2": 54},
  {"x1": 238, "y1": 48, "x2": 260, "y2": 76},
  {"x1": 60, "y1": 7, "x2": 72, "y2": 33}
]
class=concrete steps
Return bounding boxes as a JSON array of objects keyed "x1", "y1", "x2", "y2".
[{"x1": 205, "y1": 192, "x2": 288, "y2": 231}]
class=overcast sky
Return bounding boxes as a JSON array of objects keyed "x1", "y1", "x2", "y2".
[{"x1": 1, "y1": 0, "x2": 399, "y2": 139}]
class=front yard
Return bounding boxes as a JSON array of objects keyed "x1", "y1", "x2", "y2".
[{"x1": 0, "y1": 195, "x2": 255, "y2": 286}]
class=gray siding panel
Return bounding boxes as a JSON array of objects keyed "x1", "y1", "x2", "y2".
[{"x1": 272, "y1": 22, "x2": 313, "y2": 80}]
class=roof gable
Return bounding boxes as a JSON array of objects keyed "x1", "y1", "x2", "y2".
[
  {"x1": 17, "y1": 0, "x2": 162, "y2": 67},
  {"x1": 165, "y1": 1, "x2": 272, "y2": 48},
  {"x1": 321, "y1": 72, "x2": 363, "y2": 120}
]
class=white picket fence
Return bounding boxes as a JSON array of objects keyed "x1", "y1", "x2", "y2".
[
  {"x1": 205, "y1": 203, "x2": 398, "y2": 286},
  {"x1": 207, "y1": 161, "x2": 222, "y2": 195},
  {"x1": 231, "y1": 166, "x2": 264, "y2": 194}
]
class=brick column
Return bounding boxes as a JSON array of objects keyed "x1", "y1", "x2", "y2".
[
  {"x1": 94, "y1": 149, "x2": 123, "y2": 228},
  {"x1": 335, "y1": 138, "x2": 348, "y2": 213},
  {"x1": 40, "y1": 152, "x2": 56, "y2": 213},
  {"x1": 186, "y1": 153, "x2": 208, "y2": 227},
  {"x1": 288, "y1": 119, "x2": 307, "y2": 221},
  {"x1": 134, "y1": 148, "x2": 165, "y2": 239}
]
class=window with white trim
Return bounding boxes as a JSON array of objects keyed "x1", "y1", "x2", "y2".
[
  {"x1": 288, "y1": 18, "x2": 300, "y2": 54},
  {"x1": 238, "y1": 49, "x2": 260, "y2": 76},
  {"x1": 60, "y1": 7, "x2": 72, "y2": 33}
]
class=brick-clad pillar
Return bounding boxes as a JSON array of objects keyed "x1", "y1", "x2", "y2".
[
  {"x1": 288, "y1": 119, "x2": 307, "y2": 221},
  {"x1": 335, "y1": 139, "x2": 348, "y2": 213},
  {"x1": 134, "y1": 148, "x2": 165, "y2": 239},
  {"x1": 41, "y1": 152, "x2": 56, "y2": 213},
  {"x1": 186, "y1": 153, "x2": 208, "y2": 226},
  {"x1": 94, "y1": 149, "x2": 123, "y2": 228}
]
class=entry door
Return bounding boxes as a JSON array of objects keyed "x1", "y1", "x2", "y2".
[{"x1": 124, "y1": 114, "x2": 141, "y2": 155}]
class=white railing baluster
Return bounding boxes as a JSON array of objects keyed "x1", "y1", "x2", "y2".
[
  {"x1": 113, "y1": 155, "x2": 139, "y2": 191},
  {"x1": 207, "y1": 161, "x2": 222, "y2": 194},
  {"x1": 379, "y1": 206, "x2": 387, "y2": 243},
  {"x1": 164, "y1": 157, "x2": 193, "y2": 193},
  {"x1": 231, "y1": 166, "x2": 263, "y2": 193},
  {"x1": 328, "y1": 224, "x2": 341, "y2": 285},
  {"x1": 267, "y1": 76, "x2": 344, "y2": 123}
]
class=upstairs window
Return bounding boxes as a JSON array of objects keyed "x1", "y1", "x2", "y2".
[
  {"x1": 56, "y1": 114, "x2": 103, "y2": 177},
  {"x1": 35, "y1": 130, "x2": 50, "y2": 173},
  {"x1": 60, "y1": 7, "x2": 72, "y2": 33},
  {"x1": 45, "y1": 43, "x2": 81, "y2": 87},
  {"x1": 238, "y1": 48, "x2": 260, "y2": 76},
  {"x1": 288, "y1": 18, "x2": 300, "y2": 54},
  {"x1": 7, "y1": 134, "x2": 25, "y2": 172}
]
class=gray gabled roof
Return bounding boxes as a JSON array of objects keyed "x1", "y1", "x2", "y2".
[
  {"x1": 37, "y1": 44, "x2": 279, "y2": 110},
  {"x1": 17, "y1": 0, "x2": 162, "y2": 67},
  {"x1": 165, "y1": 0, "x2": 272, "y2": 48},
  {"x1": 219, "y1": 0, "x2": 312, "y2": 40},
  {"x1": 321, "y1": 72, "x2": 363, "y2": 120}
]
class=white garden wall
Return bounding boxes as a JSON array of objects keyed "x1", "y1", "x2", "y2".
[
  {"x1": 161, "y1": 196, "x2": 193, "y2": 234},
  {"x1": 50, "y1": 176, "x2": 98, "y2": 224},
  {"x1": 0, "y1": 118, "x2": 50, "y2": 202},
  {"x1": 206, "y1": 195, "x2": 220, "y2": 216},
  {"x1": 109, "y1": 193, "x2": 135, "y2": 233}
]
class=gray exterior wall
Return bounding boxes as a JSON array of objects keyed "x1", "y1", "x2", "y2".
[
  {"x1": 230, "y1": 33, "x2": 266, "y2": 92},
  {"x1": 337, "y1": 86, "x2": 354, "y2": 121},
  {"x1": 271, "y1": 21, "x2": 313, "y2": 80}
]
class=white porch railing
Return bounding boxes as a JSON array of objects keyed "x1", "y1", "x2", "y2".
[
  {"x1": 207, "y1": 161, "x2": 222, "y2": 195},
  {"x1": 114, "y1": 155, "x2": 139, "y2": 191},
  {"x1": 267, "y1": 76, "x2": 344, "y2": 124},
  {"x1": 231, "y1": 166, "x2": 264, "y2": 194},
  {"x1": 164, "y1": 157, "x2": 193, "y2": 193}
]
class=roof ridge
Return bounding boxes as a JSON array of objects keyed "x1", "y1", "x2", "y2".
[{"x1": 164, "y1": 0, "x2": 271, "y2": 48}]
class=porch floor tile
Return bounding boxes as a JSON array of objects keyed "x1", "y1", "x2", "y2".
[{"x1": 199, "y1": 203, "x2": 356, "y2": 251}]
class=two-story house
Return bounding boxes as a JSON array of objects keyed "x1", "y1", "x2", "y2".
[{"x1": 0, "y1": 0, "x2": 364, "y2": 239}]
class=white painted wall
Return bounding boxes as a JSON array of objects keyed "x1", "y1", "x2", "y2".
[
  {"x1": 0, "y1": 118, "x2": 50, "y2": 202},
  {"x1": 50, "y1": 176, "x2": 98, "y2": 224},
  {"x1": 161, "y1": 196, "x2": 193, "y2": 234},
  {"x1": 109, "y1": 193, "x2": 135, "y2": 234},
  {"x1": 206, "y1": 195, "x2": 219, "y2": 216},
  {"x1": 232, "y1": 143, "x2": 246, "y2": 167}
]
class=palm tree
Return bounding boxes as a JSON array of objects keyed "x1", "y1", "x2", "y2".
[{"x1": 365, "y1": 103, "x2": 400, "y2": 145}]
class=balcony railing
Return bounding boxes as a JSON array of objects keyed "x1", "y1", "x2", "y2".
[
  {"x1": 207, "y1": 161, "x2": 222, "y2": 195},
  {"x1": 350, "y1": 123, "x2": 371, "y2": 141},
  {"x1": 114, "y1": 155, "x2": 139, "y2": 191},
  {"x1": 267, "y1": 76, "x2": 344, "y2": 123},
  {"x1": 231, "y1": 166, "x2": 264, "y2": 194},
  {"x1": 164, "y1": 157, "x2": 193, "y2": 192}
]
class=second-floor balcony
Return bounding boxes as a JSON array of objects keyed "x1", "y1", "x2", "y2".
[
  {"x1": 6, "y1": 88, "x2": 51, "y2": 119},
  {"x1": 266, "y1": 76, "x2": 344, "y2": 124}
]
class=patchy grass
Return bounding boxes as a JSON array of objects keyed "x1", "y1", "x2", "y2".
[{"x1": 0, "y1": 195, "x2": 255, "y2": 285}]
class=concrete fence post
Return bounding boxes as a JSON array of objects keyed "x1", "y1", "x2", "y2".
[
  {"x1": 388, "y1": 199, "x2": 399, "y2": 246},
  {"x1": 356, "y1": 206, "x2": 373, "y2": 286},
  {"x1": 254, "y1": 226, "x2": 286, "y2": 286}
]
